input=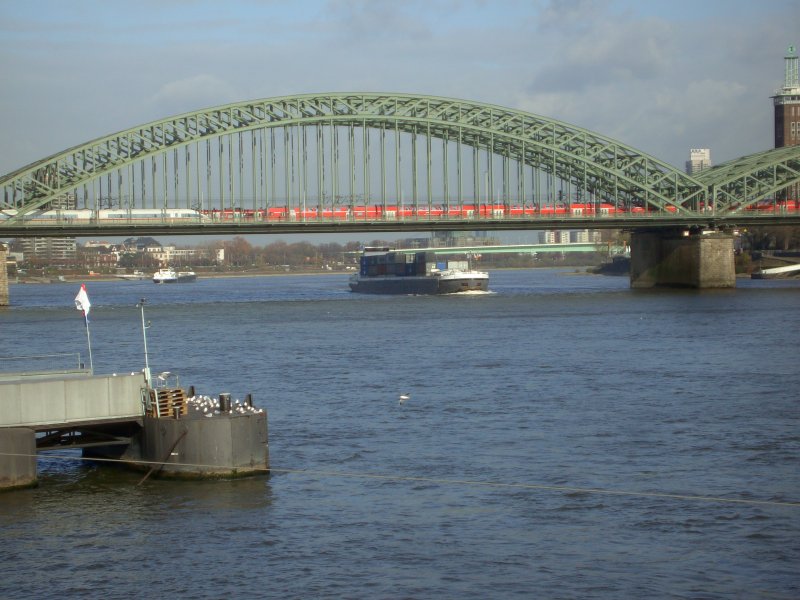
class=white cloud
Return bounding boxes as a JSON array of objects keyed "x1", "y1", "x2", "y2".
[{"x1": 147, "y1": 74, "x2": 240, "y2": 117}]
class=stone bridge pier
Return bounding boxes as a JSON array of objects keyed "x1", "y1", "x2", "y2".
[{"x1": 630, "y1": 228, "x2": 736, "y2": 289}]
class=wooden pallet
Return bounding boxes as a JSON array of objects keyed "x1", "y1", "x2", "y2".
[{"x1": 146, "y1": 388, "x2": 188, "y2": 418}]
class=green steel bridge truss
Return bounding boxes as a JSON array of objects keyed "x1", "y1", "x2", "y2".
[{"x1": 2, "y1": 92, "x2": 799, "y2": 234}]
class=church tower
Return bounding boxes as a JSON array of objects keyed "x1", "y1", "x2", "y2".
[{"x1": 773, "y1": 45, "x2": 800, "y2": 148}]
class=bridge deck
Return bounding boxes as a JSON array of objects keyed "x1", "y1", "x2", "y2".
[
  {"x1": 0, "y1": 372, "x2": 145, "y2": 430},
  {"x1": 4, "y1": 213, "x2": 800, "y2": 238}
]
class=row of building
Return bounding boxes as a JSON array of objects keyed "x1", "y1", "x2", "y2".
[{"x1": 6, "y1": 237, "x2": 224, "y2": 272}]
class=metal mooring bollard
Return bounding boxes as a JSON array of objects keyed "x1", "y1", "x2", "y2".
[{"x1": 219, "y1": 393, "x2": 231, "y2": 412}]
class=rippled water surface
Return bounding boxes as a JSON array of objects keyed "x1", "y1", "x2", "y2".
[{"x1": 1, "y1": 270, "x2": 799, "y2": 599}]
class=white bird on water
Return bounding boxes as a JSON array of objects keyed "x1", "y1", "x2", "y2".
[{"x1": 398, "y1": 393, "x2": 410, "y2": 405}]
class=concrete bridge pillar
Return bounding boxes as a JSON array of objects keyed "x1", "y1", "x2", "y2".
[
  {"x1": 630, "y1": 229, "x2": 735, "y2": 289},
  {"x1": 0, "y1": 243, "x2": 8, "y2": 306},
  {"x1": 0, "y1": 428, "x2": 37, "y2": 490}
]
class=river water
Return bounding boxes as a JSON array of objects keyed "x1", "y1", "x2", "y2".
[{"x1": 1, "y1": 269, "x2": 798, "y2": 599}]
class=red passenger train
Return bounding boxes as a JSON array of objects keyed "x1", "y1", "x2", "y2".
[
  {"x1": 205, "y1": 202, "x2": 633, "y2": 221},
  {"x1": 202, "y1": 199, "x2": 798, "y2": 221},
  {"x1": 1, "y1": 199, "x2": 797, "y2": 225}
]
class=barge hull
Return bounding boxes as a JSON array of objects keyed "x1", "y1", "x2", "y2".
[{"x1": 349, "y1": 275, "x2": 487, "y2": 294}]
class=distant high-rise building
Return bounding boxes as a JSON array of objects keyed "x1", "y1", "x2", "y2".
[
  {"x1": 26, "y1": 192, "x2": 78, "y2": 266},
  {"x1": 773, "y1": 45, "x2": 800, "y2": 148},
  {"x1": 685, "y1": 148, "x2": 711, "y2": 175},
  {"x1": 18, "y1": 236, "x2": 76, "y2": 264}
]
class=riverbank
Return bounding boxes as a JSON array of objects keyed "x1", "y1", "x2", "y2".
[{"x1": 11, "y1": 269, "x2": 353, "y2": 283}]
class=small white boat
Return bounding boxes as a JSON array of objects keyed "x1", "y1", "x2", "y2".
[
  {"x1": 153, "y1": 268, "x2": 197, "y2": 284},
  {"x1": 751, "y1": 263, "x2": 800, "y2": 279},
  {"x1": 116, "y1": 270, "x2": 147, "y2": 281}
]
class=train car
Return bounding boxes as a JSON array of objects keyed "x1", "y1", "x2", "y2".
[
  {"x1": 103, "y1": 209, "x2": 210, "y2": 222},
  {"x1": 539, "y1": 205, "x2": 569, "y2": 215},
  {"x1": 746, "y1": 199, "x2": 799, "y2": 212},
  {"x1": 0, "y1": 208, "x2": 209, "y2": 224},
  {"x1": 0, "y1": 208, "x2": 93, "y2": 223}
]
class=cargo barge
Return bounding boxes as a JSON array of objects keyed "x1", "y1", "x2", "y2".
[{"x1": 349, "y1": 247, "x2": 489, "y2": 294}]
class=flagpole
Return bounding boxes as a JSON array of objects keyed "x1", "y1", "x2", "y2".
[
  {"x1": 84, "y1": 313, "x2": 94, "y2": 373},
  {"x1": 136, "y1": 297, "x2": 151, "y2": 386},
  {"x1": 74, "y1": 284, "x2": 93, "y2": 373}
]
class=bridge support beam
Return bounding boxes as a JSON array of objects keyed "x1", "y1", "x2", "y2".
[
  {"x1": 0, "y1": 243, "x2": 8, "y2": 306},
  {"x1": 630, "y1": 229, "x2": 735, "y2": 289},
  {"x1": 0, "y1": 428, "x2": 37, "y2": 490}
]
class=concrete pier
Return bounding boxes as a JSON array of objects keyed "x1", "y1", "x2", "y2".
[
  {"x1": 630, "y1": 229, "x2": 736, "y2": 289},
  {"x1": 0, "y1": 371, "x2": 270, "y2": 487},
  {"x1": 0, "y1": 371, "x2": 145, "y2": 490},
  {"x1": 0, "y1": 428, "x2": 37, "y2": 490},
  {"x1": 122, "y1": 387, "x2": 270, "y2": 479},
  {"x1": 135, "y1": 411, "x2": 269, "y2": 479}
]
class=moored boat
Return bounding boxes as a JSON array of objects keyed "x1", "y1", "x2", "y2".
[
  {"x1": 348, "y1": 247, "x2": 488, "y2": 294},
  {"x1": 176, "y1": 270, "x2": 197, "y2": 283},
  {"x1": 153, "y1": 268, "x2": 197, "y2": 283},
  {"x1": 153, "y1": 267, "x2": 177, "y2": 283},
  {"x1": 116, "y1": 270, "x2": 147, "y2": 281},
  {"x1": 750, "y1": 263, "x2": 800, "y2": 279}
]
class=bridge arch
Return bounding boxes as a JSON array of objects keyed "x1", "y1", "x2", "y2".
[
  {"x1": 1, "y1": 93, "x2": 798, "y2": 226},
  {"x1": 693, "y1": 145, "x2": 800, "y2": 214}
]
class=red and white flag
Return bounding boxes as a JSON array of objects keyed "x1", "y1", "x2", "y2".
[{"x1": 74, "y1": 284, "x2": 91, "y2": 318}]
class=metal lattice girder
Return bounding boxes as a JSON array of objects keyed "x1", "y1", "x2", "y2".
[
  {"x1": 1, "y1": 93, "x2": 711, "y2": 216},
  {"x1": 694, "y1": 146, "x2": 800, "y2": 213}
]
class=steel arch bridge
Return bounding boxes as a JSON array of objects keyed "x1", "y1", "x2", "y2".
[{"x1": 1, "y1": 92, "x2": 799, "y2": 237}]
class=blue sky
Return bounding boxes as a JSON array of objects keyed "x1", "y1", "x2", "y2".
[{"x1": 1, "y1": 0, "x2": 797, "y2": 176}]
